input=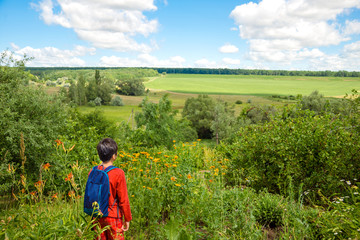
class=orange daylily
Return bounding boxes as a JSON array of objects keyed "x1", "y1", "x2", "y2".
[
  {"x1": 65, "y1": 172, "x2": 73, "y2": 182},
  {"x1": 42, "y1": 163, "x2": 51, "y2": 171}
]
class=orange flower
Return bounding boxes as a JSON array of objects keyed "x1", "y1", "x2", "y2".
[
  {"x1": 52, "y1": 193, "x2": 58, "y2": 199},
  {"x1": 175, "y1": 183, "x2": 181, "y2": 187},
  {"x1": 171, "y1": 176, "x2": 176, "y2": 181},
  {"x1": 42, "y1": 163, "x2": 51, "y2": 171},
  {"x1": 68, "y1": 190, "x2": 75, "y2": 198},
  {"x1": 65, "y1": 172, "x2": 73, "y2": 182},
  {"x1": 68, "y1": 144, "x2": 75, "y2": 152},
  {"x1": 30, "y1": 191, "x2": 36, "y2": 196},
  {"x1": 34, "y1": 180, "x2": 43, "y2": 187},
  {"x1": 187, "y1": 174, "x2": 192, "y2": 179},
  {"x1": 55, "y1": 139, "x2": 63, "y2": 146}
]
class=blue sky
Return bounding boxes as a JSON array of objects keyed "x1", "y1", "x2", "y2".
[{"x1": 1, "y1": 0, "x2": 360, "y2": 71}]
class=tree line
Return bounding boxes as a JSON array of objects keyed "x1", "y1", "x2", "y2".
[{"x1": 27, "y1": 67, "x2": 360, "y2": 78}]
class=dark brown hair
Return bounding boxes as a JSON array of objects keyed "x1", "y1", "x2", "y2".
[{"x1": 96, "y1": 138, "x2": 118, "y2": 163}]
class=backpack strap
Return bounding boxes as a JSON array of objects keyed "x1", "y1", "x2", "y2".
[{"x1": 104, "y1": 165, "x2": 117, "y2": 173}]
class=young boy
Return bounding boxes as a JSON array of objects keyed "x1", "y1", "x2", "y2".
[{"x1": 92, "y1": 138, "x2": 132, "y2": 240}]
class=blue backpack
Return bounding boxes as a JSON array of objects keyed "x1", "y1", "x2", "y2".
[{"x1": 84, "y1": 165, "x2": 117, "y2": 217}]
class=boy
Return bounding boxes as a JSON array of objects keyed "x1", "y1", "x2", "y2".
[{"x1": 90, "y1": 138, "x2": 132, "y2": 240}]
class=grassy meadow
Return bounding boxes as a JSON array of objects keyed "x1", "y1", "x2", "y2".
[
  {"x1": 77, "y1": 73, "x2": 360, "y2": 124},
  {"x1": 145, "y1": 74, "x2": 360, "y2": 97}
]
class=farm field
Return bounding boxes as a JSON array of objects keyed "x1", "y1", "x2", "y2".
[{"x1": 145, "y1": 74, "x2": 360, "y2": 97}]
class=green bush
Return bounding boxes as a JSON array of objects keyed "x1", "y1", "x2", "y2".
[
  {"x1": 221, "y1": 109, "x2": 360, "y2": 201},
  {"x1": 253, "y1": 192, "x2": 284, "y2": 228},
  {"x1": 110, "y1": 96, "x2": 124, "y2": 106}
]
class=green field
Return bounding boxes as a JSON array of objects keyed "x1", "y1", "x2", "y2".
[
  {"x1": 145, "y1": 74, "x2": 360, "y2": 97},
  {"x1": 78, "y1": 73, "x2": 360, "y2": 123}
]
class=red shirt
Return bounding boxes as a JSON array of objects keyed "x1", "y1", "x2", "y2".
[{"x1": 93, "y1": 165, "x2": 132, "y2": 222}]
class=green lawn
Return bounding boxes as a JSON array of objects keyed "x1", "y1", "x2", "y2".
[{"x1": 145, "y1": 74, "x2": 360, "y2": 97}]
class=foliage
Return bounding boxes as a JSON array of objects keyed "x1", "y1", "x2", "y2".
[
  {"x1": 182, "y1": 95, "x2": 215, "y2": 139},
  {"x1": 0, "y1": 52, "x2": 67, "y2": 185},
  {"x1": 239, "y1": 104, "x2": 278, "y2": 124},
  {"x1": 111, "y1": 96, "x2": 124, "y2": 106},
  {"x1": 134, "y1": 95, "x2": 197, "y2": 148},
  {"x1": 116, "y1": 79, "x2": 145, "y2": 96},
  {"x1": 211, "y1": 99, "x2": 237, "y2": 143},
  {"x1": 299, "y1": 90, "x2": 351, "y2": 115},
  {"x1": 253, "y1": 191, "x2": 284, "y2": 228},
  {"x1": 94, "y1": 97, "x2": 102, "y2": 106},
  {"x1": 220, "y1": 108, "x2": 360, "y2": 201},
  {"x1": 316, "y1": 180, "x2": 360, "y2": 239}
]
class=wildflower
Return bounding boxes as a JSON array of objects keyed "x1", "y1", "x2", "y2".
[
  {"x1": 173, "y1": 140, "x2": 176, "y2": 143},
  {"x1": 42, "y1": 163, "x2": 51, "y2": 171},
  {"x1": 21, "y1": 189, "x2": 25, "y2": 193},
  {"x1": 354, "y1": 192, "x2": 359, "y2": 195},
  {"x1": 175, "y1": 183, "x2": 181, "y2": 187},
  {"x1": 139, "y1": 169, "x2": 143, "y2": 172},
  {"x1": 52, "y1": 193, "x2": 58, "y2": 199},
  {"x1": 20, "y1": 175, "x2": 26, "y2": 187},
  {"x1": 197, "y1": 139, "x2": 201, "y2": 141},
  {"x1": 30, "y1": 191, "x2": 36, "y2": 196},
  {"x1": 153, "y1": 158, "x2": 160, "y2": 163},
  {"x1": 55, "y1": 139, "x2": 63, "y2": 146},
  {"x1": 143, "y1": 186, "x2": 146, "y2": 188},
  {"x1": 157, "y1": 152, "x2": 162, "y2": 154},
  {"x1": 68, "y1": 144, "x2": 75, "y2": 152},
  {"x1": 68, "y1": 190, "x2": 75, "y2": 198},
  {"x1": 187, "y1": 174, "x2": 192, "y2": 179},
  {"x1": 34, "y1": 180, "x2": 43, "y2": 187},
  {"x1": 346, "y1": 181, "x2": 351, "y2": 185},
  {"x1": 65, "y1": 172, "x2": 73, "y2": 182},
  {"x1": 147, "y1": 187, "x2": 152, "y2": 190},
  {"x1": 131, "y1": 195, "x2": 134, "y2": 197},
  {"x1": 209, "y1": 179, "x2": 213, "y2": 183},
  {"x1": 12, "y1": 192, "x2": 18, "y2": 201},
  {"x1": 210, "y1": 166, "x2": 215, "y2": 169},
  {"x1": 156, "y1": 172, "x2": 160, "y2": 175},
  {"x1": 171, "y1": 176, "x2": 176, "y2": 181},
  {"x1": 172, "y1": 164, "x2": 177, "y2": 167}
]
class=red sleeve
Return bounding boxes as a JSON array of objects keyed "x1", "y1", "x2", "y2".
[{"x1": 116, "y1": 169, "x2": 132, "y2": 222}]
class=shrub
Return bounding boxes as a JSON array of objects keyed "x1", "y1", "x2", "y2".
[
  {"x1": 253, "y1": 192, "x2": 284, "y2": 228},
  {"x1": 235, "y1": 100, "x2": 243, "y2": 104},
  {"x1": 94, "y1": 97, "x2": 102, "y2": 106},
  {"x1": 221, "y1": 109, "x2": 360, "y2": 201},
  {"x1": 111, "y1": 96, "x2": 124, "y2": 106}
]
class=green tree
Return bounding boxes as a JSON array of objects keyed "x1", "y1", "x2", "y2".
[
  {"x1": 77, "y1": 74, "x2": 87, "y2": 105},
  {"x1": 0, "y1": 52, "x2": 67, "y2": 177},
  {"x1": 211, "y1": 100, "x2": 237, "y2": 144},
  {"x1": 135, "y1": 95, "x2": 197, "y2": 148},
  {"x1": 182, "y1": 95, "x2": 216, "y2": 139},
  {"x1": 116, "y1": 79, "x2": 145, "y2": 96}
]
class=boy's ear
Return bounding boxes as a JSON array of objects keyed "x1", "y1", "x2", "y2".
[{"x1": 112, "y1": 153, "x2": 117, "y2": 160}]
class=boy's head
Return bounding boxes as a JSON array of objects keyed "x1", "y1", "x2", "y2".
[{"x1": 97, "y1": 138, "x2": 118, "y2": 163}]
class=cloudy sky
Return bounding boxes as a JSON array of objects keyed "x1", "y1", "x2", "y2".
[{"x1": 1, "y1": 0, "x2": 360, "y2": 70}]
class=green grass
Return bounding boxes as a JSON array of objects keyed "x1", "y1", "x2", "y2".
[{"x1": 145, "y1": 74, "x2": 360, "y2": 97}]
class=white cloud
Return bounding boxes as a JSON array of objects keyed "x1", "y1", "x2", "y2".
[
  {"x1": 9, "y1": 44, "x2": 96, "y2": 67},
  {"x1": 345, "y1": 20, "x2": 360, "y2": 35},
  {"x1": 99, "y1": 54, "x2": 186, "y2": 67},
  {"x1": 194, "y1": 58, "x2": 218, "y2": 68},
  {"x1": 222, "y1": 57, "x2": 241, "y2": 65},
  {"x1": 230, "y1": 0, "x2": 359, "y2": 65},
  {"x1": 35, "y1": 0, "x2": 158, "y2": 52},
  {"x1": 219, "y1": 44, "x2": 239, "y2": 53}
]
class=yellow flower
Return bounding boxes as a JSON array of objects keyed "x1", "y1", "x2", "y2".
[
  {"x1": 175, "y1": 183, "x2": 181, "y2": 187},
  {"x1": 173, "y1": 140, "x2": 176, "y2": 143},
  {"x1": 147, "y1": 187, "x2": 152, "y2": 190},
  {"x1": 172, "y1": 164, "x2": 177, "y2": 167}
]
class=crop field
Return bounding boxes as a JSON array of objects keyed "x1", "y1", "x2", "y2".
[{"x1": 145, "y1": 74, "x2": 360, "y2": 97}]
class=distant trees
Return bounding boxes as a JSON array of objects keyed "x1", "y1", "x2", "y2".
[
  {"x1": 67, "y1": 70, "x2": 113, "y2": 105},
  {"x1": 135, "y1": 95, "x2": 197, "y2": 148},
  {"x1": 116, "y1": 79, "x2": 145, "y2": 96}
]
